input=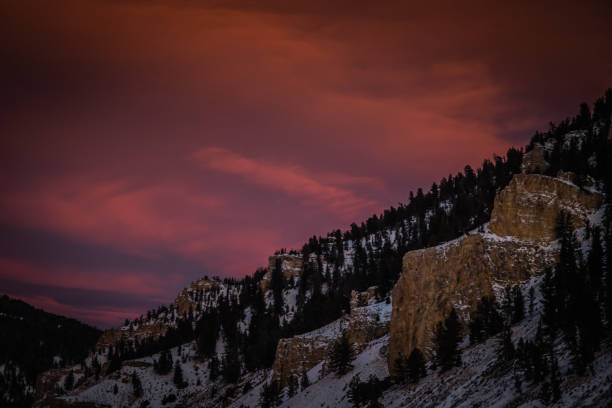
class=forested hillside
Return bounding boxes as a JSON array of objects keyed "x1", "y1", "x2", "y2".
[
  {"x1": 0, "y1": 295, "x2": 101, "y2": 406},
  {"x1": 20, "y1": 89, "x2": 612, "y2": 407}
]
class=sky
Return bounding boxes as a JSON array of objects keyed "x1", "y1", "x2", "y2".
[{"x1": 1, "y1": 0, "x2": 611, "y2": 328}]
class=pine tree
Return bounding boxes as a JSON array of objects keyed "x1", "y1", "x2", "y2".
[
  {"x1": 528, "y1": 286, "x2": 535, "y2": 316},
  {"x1": 92, "y1": 357, "x2": 101, "y2": 381},
  {"x1": 392, "y1": 354, "x2": 408, "y2": 383},
  {"x1": 328, "y1": 332, "x2": 355, "y2": 376},
  {"x1": 511, "y1": 286, "x2": 525, "y2": 324},
  {"x1": 221, "y1": 346, "x2": 241, "y2": 384},
  {"x1": 406, "y1": 348, "x2": 426, "y2": 383},
  {"x1": 499, "y1": 326, "x2": 515, "y2": 362},
  {"x1": 469, "y1": 315, "x2": 485, "y2": 344},
  {"x1": 271, "y1": 258, "x2": 285, "y2": 316},
  {"x1": 470, "y1": 296, "x2": 503, "y2": 343},
  {"x1": 131, "y1": 371, "x2": 143, "y2": 398},
  {"x1": 346, "y1": 375, "x2": 385, "y2": 408},
  {"x1": 155, "y1": 350, "x2": 173, "y2": 375},
  {"x1": 435, "y1": 309, "x2": 462, "y2": 371},
  {"x1": 287, "y1": 375, "x2": 298, "y2": 397},
  {"x1": 173, "y1": 362, "x2": 186, "y2": 389},
  {"x1": 107, "y1": 350, "x2": 122, "y2": 374},
  {"x1": 196, "y1": 311, "x2": 220, "y2": 358},
  {"x1": 259, "y1": 380, "x2": 282, "y2": 408},
  {"x1": 588, "y1": 227, "x2": 604, "y2": 294},
  {"x1": 64, "y1": 370, "x2": 74, "y2": 391},
  {"x1": 209, "y1": 355, "x2": 220, "y2": 381},
  {"x1": 300, "y1": 370, "x2": 310, "y2": 390},
  {"x1": 541, "y1": 268, "x2": 557, "y2": 331},
  {"x1": 550, "y1": 356, "x2": 562, "y2": 402}
]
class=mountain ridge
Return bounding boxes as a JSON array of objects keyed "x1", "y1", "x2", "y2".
[{"x1": 4, "y1": 89, "x2": 611, "y2": 407}]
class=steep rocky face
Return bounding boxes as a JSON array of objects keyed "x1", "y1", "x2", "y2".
[
  {"x1": 388, "y1": 234, "x2": 556, "y2": 369},
  {"x1": 260, "y1": 254, "x2": 303, "y2": 292},
  {"x1": 349, "y1": 287, "x2": 378, "y2": 309},
  {"x1": 489, "y1": 173, "x2": 602, "y2": 245},
  {"x1": 173, "y1": 277, "x2": 220, "y2": 316},
  {"x1": 95, "y1": 320, "x2": 168, "y2": 351},
  {"x1": 388, "y1": 173, "x2": 602, "y2": 375},
  {"x1": 272, "y1": 319, "x2": 345, "y2": 388},
  {"x1": 272, "y1": 300, "x2": 391, "y2": 387},
  {"x1": 521, "y1": 143, "x2": 549, "y2": 174},
  {"x1": 95, "y1": 278, "x2": 221, "y2": 350}
]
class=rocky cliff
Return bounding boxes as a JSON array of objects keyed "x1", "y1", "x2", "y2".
[
  {"x1": 173, "y1": 277, "x2": 220, "y2": 316},
  {"x1": 489, "y1": 173, "x2": 602, "y2": 244},
  {"x1": 388, "y1": 173, "x2": 602, "y2": 374},
  {"x1": 521, "y1": 143, "x2": 549, "y2": 174},
  {"x1": 96, "y1": 278, "x2": 223, "y2": 350},
  {"x1": 260, "y1": 254, "x2": 303, "y2": 292},
  {"x1": 272, "y1": 298, "x2": 391, "y2": 387}
]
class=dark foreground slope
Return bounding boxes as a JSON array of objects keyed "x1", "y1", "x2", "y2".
[{"x1": 0, "y1": 295, "x2": 101, "y2": 406}]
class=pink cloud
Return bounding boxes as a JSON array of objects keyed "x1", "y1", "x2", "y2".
[
  {"x1": 0, "y1": 257, "x2": 171, "y2": 298},
  {"x1": 193, "y1": 147, "x2": 380, "y2": 220},
  {"x1": 0, "y1": 179, "x2": 222, "y2": 258}
]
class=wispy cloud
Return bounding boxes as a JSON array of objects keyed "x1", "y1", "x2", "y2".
[{"x1": 193, "y1": 147, "x2": 380, "y2": 219}]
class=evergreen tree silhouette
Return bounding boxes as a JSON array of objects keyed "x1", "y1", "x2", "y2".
[
  {"x1": 406, "y1": 348, "x2": 426, "y2": 383},
  {"x1": 173, "y1": 362, "x2": 186, "y2": 389},
  {"x1": 435, "y1": 309, "x2": 462, "y2": 371},
  {"x1": 328, "y1": 332, "x2": 355, "y2": 376}
]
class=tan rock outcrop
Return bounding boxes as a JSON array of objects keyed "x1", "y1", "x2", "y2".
[
  {"x1": 174, "y1": 277, "x2": 220, "y2": 316},
  {"x1": 489, "y1": 174, "x2": 603, "y2": 245},
  {"x1": 260, "y1": 254, "x2": 303, "y2": 292},
  {"x1": 272, "y1": 301, "x2": 390, "y2": 387},
  {"x1": 350, "y1": 287, "x2": 378, "y2": 309},
  {"x1": 388, "y1": 173, "x2": 602, "y2": 375},
  {"x1": 272, "y1": 317, "x2": 346, "y2": 387},
  {"x1": 95, "y1": 320, "x2": 168, "y2": 351},
  {"x1": 388, "y1": 234, "x2": 556, "y2": 371},
  {"x1": 521, "y1": 143, "x2": 549, "y2": 174},
  {"x1": 96, "y1": 278, "x2": 221, "y2": 350}
]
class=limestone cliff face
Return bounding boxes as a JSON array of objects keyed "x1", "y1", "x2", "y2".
[
  {"x1": 260, "y1": 254, "x2": 303, "y2": 292},
  {"x1": 521, "y1": 143, "x2": 549, "y2": 174},
  {"x1": 95, "y1": 320, "x2": 168, "y2": 351},
  {"x1": 349, "y1": 287, "x2": 378, "y2": 309},
  {"x1": 173, "y1": 277, "x2": 220, "y2": 316},
  {"x1": 489, "y1": 173, "x2": 602, "y2": 245},
  {"x1": 272, "y1": 299, "x2": 390, "y2": 387},
  {"x1": 96, "y1": 278, "x2": 221, "y2": 350},
  {"x1": 388, "y1": 174, "x2": 602, "y2": 375}
]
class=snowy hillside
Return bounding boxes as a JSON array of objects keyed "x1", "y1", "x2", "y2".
[{"x1": 30, "y1": 94, "x2": 612, "y2": 408}]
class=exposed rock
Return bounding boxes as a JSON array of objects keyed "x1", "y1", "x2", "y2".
[
  {"x1": 260, "y1": 254, "x2": 303, "y2": 292},
  {"x1": 174, "y1": 277, "x2": 220, "y2": 316},
  {"x1": 95, "y1": 320, "x2": 168, "y2": 351},
  {"x1": 36, "y1": 367, "x2": 73, "y2": 401},
  {"x1": 521, "y1": 143, "x2": 549, "y2": 174},
  {"x1": 350, "y1": 287, "x2": 378, "y2": 310},
  {"x1": 556, "y1": 170, "x2": 576, "y2": 184},
  {"x1": 388, "y1": 233, "x2": 556, "y2": 372},
  {"x1": 272, "y1": 320, "x2": 345, "y2": 388},
  {"x1": 388, "y1": 173, "x2": 603, "y2": 375},
  {"x1": 95, "y1": 278, "x2": 222, "y2": 351},
  {"x1": 272, "y1": 301, "x2": 390, "y2": 387},
  {"x1": 489, "y1": 174, "x2": 603, "y2": 245},
  {"x1": 348, "y1": 301, "x2": 390, "y2": 349}
]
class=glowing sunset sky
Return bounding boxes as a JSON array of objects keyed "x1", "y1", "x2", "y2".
[{"x1": 1, "y1": 0, "x2": 611, "y2": 327}]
